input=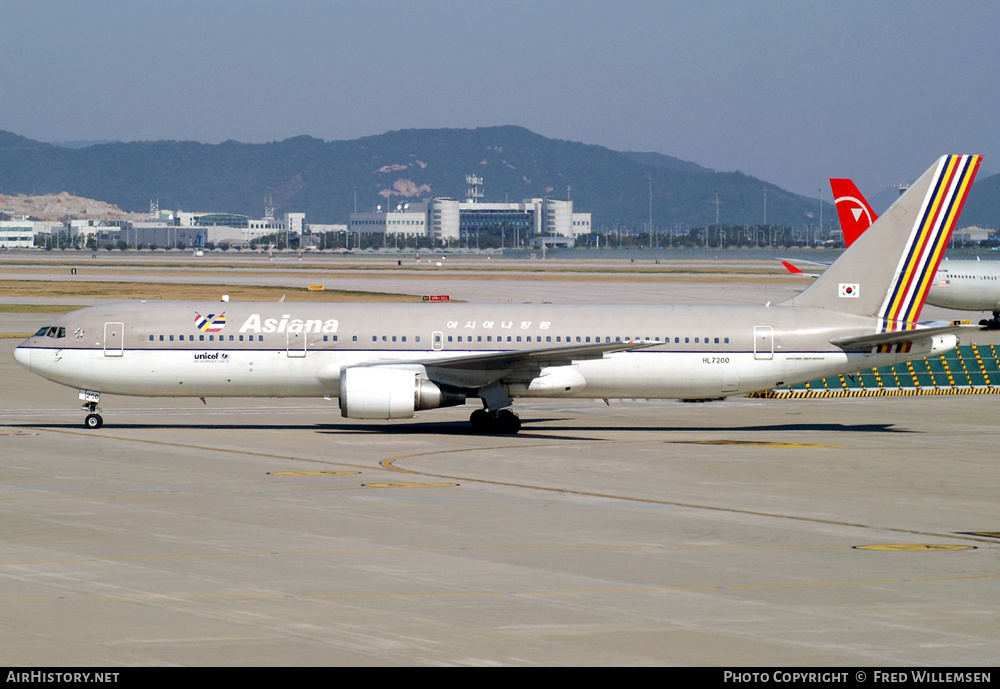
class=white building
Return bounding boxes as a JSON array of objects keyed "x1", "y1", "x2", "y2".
[
  {"x1": 0, "y1": 220, "x2": 35, "y2": 248},
  {"x1": 351, "y1": 203, "x2": 430, "y2": 237},
  {"x1": 285, "y1": 212, "x2": 305, "y2": 235},
  {"x1": 350, "y1": 195, "x2": 591, "y2": 244}
]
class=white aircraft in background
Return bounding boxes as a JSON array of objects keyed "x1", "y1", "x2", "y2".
[
  {"x1": 15, "y1": 156, "x2": 982, "y2": 433},
  {"x1": 783, "y1": 177, "x2": 1000, "y2": 329}
]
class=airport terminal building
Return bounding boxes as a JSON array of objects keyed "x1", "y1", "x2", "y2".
[{"x1": 350, "y1": 177, "x2": 591, "y2": 243}]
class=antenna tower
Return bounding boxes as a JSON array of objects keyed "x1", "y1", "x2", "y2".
[{"x1": 466, "y1": 175, "x2": 484, "y2": 204}]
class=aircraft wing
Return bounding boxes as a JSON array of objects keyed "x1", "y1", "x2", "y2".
[
  {"x1": 830, "y1": 323, "x2": 980, "y2": 350},
  {"x1": 360, "y1": 340, "x2": 660, "y2": 389}
]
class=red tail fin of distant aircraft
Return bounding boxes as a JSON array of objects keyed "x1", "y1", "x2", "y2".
[{"x1": 830, "y1": 178, "x2": 878, "y2": 247}]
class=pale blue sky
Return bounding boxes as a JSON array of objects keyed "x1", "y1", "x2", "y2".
[{"x1": 2, "y1": 0, "x2": 998, "y2": 198}]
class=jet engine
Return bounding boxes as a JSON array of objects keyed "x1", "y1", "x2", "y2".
[{"x1": 339, "y1": 367, "x2": 466, "y2": 419}]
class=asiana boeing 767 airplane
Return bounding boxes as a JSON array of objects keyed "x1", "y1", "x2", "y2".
[{"x1": 13, "y1": 155, "x2": 983, "y2": 434}]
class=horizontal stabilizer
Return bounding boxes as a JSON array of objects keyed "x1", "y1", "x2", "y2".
[
  {"x1": 830, "y1": 323, "x2": 978, "y2": 350},
  {"x1": 780, "y1": 260, "x2": 820, "y2": 278}
]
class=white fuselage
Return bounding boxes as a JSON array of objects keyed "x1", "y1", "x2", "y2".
[
  {"x1": 929, "y1": 261, "x2": 1000, "y2": 312},
  {"x1": 14, "y1": 300, "x2": 956, "y2": 404}
]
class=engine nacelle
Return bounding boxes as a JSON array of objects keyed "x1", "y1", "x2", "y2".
[{"x1": 339, "y1": 367, "x2": 466, "y2": 419}]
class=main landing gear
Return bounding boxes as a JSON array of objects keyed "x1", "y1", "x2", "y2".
[
  {"x1": 469, "y1": 382, "x2": 521, "y2": 434},
  {"x1": 979, "y1": 311, "x2": 1000, "y2": 330},
  {"x1": 469, "y1": 407, "x2": 521, "y2": 434}
]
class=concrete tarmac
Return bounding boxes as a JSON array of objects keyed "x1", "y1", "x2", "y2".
[{"x1": 1, "y1": 257, "x2": 998, "y2": 666}]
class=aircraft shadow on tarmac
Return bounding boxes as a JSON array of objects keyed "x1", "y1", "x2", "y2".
[{"x1": 12, "y1": 418, "x2": 914, "y2": 437}]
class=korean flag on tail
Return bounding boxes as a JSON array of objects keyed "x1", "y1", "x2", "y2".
[{"x1": 839, "y1": 283, "x2": 859, "y2": 298}]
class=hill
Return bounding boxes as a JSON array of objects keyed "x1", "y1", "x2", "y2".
[{"x1": 3, "y1": 126, "x2": 995, "y2": 229}]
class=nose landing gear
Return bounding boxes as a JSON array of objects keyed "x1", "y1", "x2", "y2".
[{"x1": 79, "y1": 390, "x2": 103, "y2": 429}]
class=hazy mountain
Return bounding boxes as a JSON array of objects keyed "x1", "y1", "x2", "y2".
[
  {"x1": 4, "y1": 126, "x2": 994, "y2": 229},
  {"x1": 621, "y1": 151, "x2": 714, "y2": 175}
]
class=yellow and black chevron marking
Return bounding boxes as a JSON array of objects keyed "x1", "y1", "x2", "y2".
[{"x1": 749, "y1": 345, "x2": 1000, "y2": 398}]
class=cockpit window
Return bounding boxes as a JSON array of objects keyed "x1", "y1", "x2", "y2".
[{"x1": 33, "y1": 326, "x2": 65, "y2": 338}]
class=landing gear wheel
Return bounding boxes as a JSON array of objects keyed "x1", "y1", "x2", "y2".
[
  {"x1": 469, "y1": 408, "x2": 521, "y2": 434},
  {"x1": 470, "y1": 408, "x2": 490, "y2": 431},
  {"x1": 84, "y1": 413, "x2": 103, "y2": 429},
  {"x1": 495, "y1": 409, "x2": 521, "y2": 434}
]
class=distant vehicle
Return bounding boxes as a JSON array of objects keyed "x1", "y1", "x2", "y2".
[{"x1": 15, "y1": 156, "x2": 982, "y2": 432}]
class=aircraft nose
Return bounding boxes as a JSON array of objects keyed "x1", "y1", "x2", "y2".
[{"x1": 13, "y1": 345, "x2": 30, "y2": 372}]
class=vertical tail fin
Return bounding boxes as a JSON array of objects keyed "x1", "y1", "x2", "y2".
[
  {"x1": 784, "y1": 155, "x2": 982, "y2": 325},
  {"x1": 830, "y1": 178, "x2": 877, "y2": 247}
]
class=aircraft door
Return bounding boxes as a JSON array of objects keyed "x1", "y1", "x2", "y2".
[
  {"x1": 104, "y1": 322, "x2": 124, "y2": 357},
  {"x1": 432, "y1": 331, "x2": 443, "y2": 351},
  {"x1": 753, "y1": 325, "x2": 773, "y2": 360},
  {"x1": 286, "y1": 330, "x2": 306, "y2": 358}
]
